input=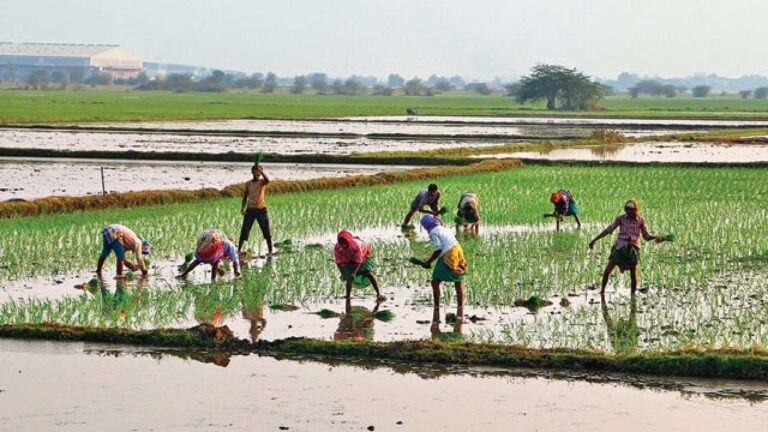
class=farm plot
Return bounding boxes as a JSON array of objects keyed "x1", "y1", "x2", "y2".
[{"x1": 0, "y1": 165, "x2": 766, "y2": 352}]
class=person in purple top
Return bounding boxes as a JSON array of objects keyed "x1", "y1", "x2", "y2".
[{"x1": 589, "y1": 200, "x2": 666, "y2": 294}]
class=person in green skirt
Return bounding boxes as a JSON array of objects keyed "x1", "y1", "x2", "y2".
[
  {"x1": 589, "y1": 200, "x2": 666, "y2": 294},
  {"x1": 334, "y1": 230, "x2": 385, "y2": 301},
  {"x1": 417, "y1": 215, "x2": 468, "y2": 321}
]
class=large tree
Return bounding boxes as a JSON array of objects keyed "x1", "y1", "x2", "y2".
[{"x1": 515, "y1": 64, "x2": 602, "y2": 110}]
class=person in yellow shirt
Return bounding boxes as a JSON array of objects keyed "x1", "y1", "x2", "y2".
[{"x1": 238, "y1": 164, "x2": 273, "y2": 255}]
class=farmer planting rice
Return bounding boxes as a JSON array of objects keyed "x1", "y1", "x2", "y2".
[
  {"x1": 178, "y1": 228, "x2": 241, "y2": 281},
  {"x1": 96, "y1": 224, "x2": 150, "y2": 278},
  {"x1": 416, "y1": 215, "x2": 468, "y2": 322},
  {"x1": 334, "y1": 230, "x2": 384, "y2": 301},
  {"x1": 589, "y1": 200, "x2": 666, "y2": 294},
  {"x1": 456, "y1": 192, "x2": 480, "y2": 234},
  {"x1": 549, "y1": 189, "x2": 581, "y2": 231},
  {"x1": 238, "y1": 163, "x2": 273, "y2": 256},
  {"x1": 402, "y1": 183, "x2": 441, "y2": 227}
]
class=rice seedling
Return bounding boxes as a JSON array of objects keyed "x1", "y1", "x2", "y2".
[{"x1": 0, "y1": 164, "x2": 766, "y2": 352}]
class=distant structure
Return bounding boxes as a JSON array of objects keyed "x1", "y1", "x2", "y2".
[
  {"x1": 0, "y1": 42, "x2": 142, "y2": 80},
  {"x1": 142, "y1": 61, "x2": 216, "y2": 80}
]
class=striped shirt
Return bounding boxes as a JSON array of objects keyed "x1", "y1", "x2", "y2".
[{"x1": 598, "y1": 215, "x2": 654, "y2": 250}]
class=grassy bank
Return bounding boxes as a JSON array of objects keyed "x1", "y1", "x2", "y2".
[
  {"x1": 4, "y1": 323, "x2": 768, "y2": 381},
  {"x1": 3, "y1": 90, "x2": 768, "y2": 123}
]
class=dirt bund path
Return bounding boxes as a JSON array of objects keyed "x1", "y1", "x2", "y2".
[
  {"x1": 3, "y1": 323, "x2": 768, "y2": 381},
  {"x1": 0, "y1": 159, "x2": 522, "y2": 219},
  {"x1": 0, "y1": 147, "x2": 475, "y2": 166}
]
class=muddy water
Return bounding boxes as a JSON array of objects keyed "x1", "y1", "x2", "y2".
[
  {"x1": 347, "y1": 115, "x2": 768, "y2": 127},
  {"x1": 0, "y1": 158, "x2": 411, "y2": 200},
  {"x1": 0, "y1": 129, "x2": 511, "y2": 155},
  {"x1": 479, "y1": 141, "x2": 768, "y2": 163},
  {"x1": 80, "y1": 118, "x2": 685, "y2": 137},
  {"x1": 1, "y1": 339, "x2": 767, "y2": 431},
  {"x1": 0, "y1": 224, "x2": 598, "y2": 345}
]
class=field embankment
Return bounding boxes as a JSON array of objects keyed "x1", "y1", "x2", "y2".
[{"x1": 4, "y1": 323, "x2": 768, "y2": 381}]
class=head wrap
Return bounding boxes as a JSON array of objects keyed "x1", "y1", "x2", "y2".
[
  {"x1": 624, "y1": 199, "x2": 640, "y2": 214},
  {"x1": 550, "y1": 192, "x2": 562, "y2": 203},
  {"x1": 141, "y1": 239, "x2": 151, "y2": 255},
  {"x1": 420, "y1": 214, "x2": 442, "y2": 233},
  {"x1": 195, "y1": 228, "x2": 225, "y2": 264},
  {"x1": 334, "y1": 230, "x2": 369, "y2": 265}
]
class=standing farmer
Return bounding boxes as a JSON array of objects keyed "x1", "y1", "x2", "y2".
[
  {"x1": 417, "y1": 215, "x2": 468, "y2": 323},
  {"x1": 179, "y1": 228, "x2": 241, "y2": 281},
  {"x1": 550, "y1": 189, "x2": 581, "y2": 231},
  {"x1": 456, "y1": 192, "x2": 480, "y2": 234},
  {"x1": 589, "y1": 200, "x2": 665, "y2": 294},
  {"x1": 238, "y1": 164, "x2": 273, "y2": 256},
  {"x1": 96, "y1": 224, "x2": 150, "y2": 278},
  {"x1": 334, "y1": 230, "x2": 384, "y2": 301},
  {"x1": 402, "y1": 184, "x2": 441, "y2": 227}
]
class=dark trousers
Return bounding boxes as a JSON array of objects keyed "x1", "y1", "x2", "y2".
[{"x1": 240, "y1": 207, "x2": 272, "y2": 243}]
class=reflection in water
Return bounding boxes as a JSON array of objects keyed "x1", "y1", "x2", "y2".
[
  {"x1": 334, "y1": 298, "x2": 379, "y2": 341},
  {"x1": 242, "y1": 258, "x2": 272, "y2": 343},
  {"x1": 590, "y1": 143, "x2": 624, "y2": 158},
  {"x1": 80, "y1": 344, "x2": 768, "y2": 403},
  {"x1": 98, "y1": 277, "x2": 147, "y2": 322},
  {"x1": 601, "y1": 293, "x2": 639, "y2": 355},
  {"x1": 430, "y1": 302, "x2": 465, "y2": 342}
]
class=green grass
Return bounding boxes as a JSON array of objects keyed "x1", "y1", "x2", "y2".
[
  {"x1": 1, "y1": 164, "x2": 767, "y2": 352},
  {"x1": 2, "y1": 90, "x2": 768, "y2": 123}
]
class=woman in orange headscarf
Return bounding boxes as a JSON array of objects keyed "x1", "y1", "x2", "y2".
[
  {"x1": 549, "y1": 189, "x2": 581, "y2": 231},
  {"x1": 334, "y1": 230, "x2": 384, "y2": 301}
]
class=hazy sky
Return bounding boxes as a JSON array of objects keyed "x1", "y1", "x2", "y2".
[{"x1": 3, "y1": 0, "x2": 768, "y2": 80}]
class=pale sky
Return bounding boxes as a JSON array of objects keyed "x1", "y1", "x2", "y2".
[{"x1": 2, "y1": 0, "x2": 768, "y2": 80}]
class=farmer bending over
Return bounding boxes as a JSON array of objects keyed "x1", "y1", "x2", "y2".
[
  {"x1": 550, "y1": 189, "x2": 581, "y2": 231},
  {"x1": 418, "y1": 215, "x2": 468, "y2": 322},
  {"x1": 239, "y1": 164, "x2": 273, "y2": 255},
  {"x1": 179, "y1": 228, "x2": 241, "y2": 282},
  {"x1": 589, "y1": 200, "x2": 665, "y2": 294},
  {"x1": 402, "y1": 183, "x2": 441, "y2": 227},
  {"x1": 334, "y1": 230, "x2": 384, "y2": 301},
  {"x1": 96, "y1": 224, "x2": 150, "y2": 278},
  {"x1": 456, "y1": 192, "x2": 480, "y2": 234}
]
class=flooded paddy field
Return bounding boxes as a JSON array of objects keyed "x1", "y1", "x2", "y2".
[
  {"x1": 478, "y1": 141, "x2": 768, "y2": 164},
  {"x1": 346, "y1": 115, "x2": 768, "y2": 128},
  {"x1": 0, "y1": 158, "x2": 409, "y2": 200},
  {"x1": 69, "y1": 117, "x2": 691, "y2": 138},
  {"x1": 2, "y1": 165, "x2": 767, "y2": 353},
  {"x1": 3, "y1": 339, "x2": 767, "y2": 431},
  {"x1": 0, "y1": 128, "x2": 507, "y2": 156}
]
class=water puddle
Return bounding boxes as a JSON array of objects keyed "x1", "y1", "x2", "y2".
[
  {"x1": 71, "y1": 118, "x2": 690, "y2": 138},
  {"x1": 1, "y1": 339, "x2": 767, "y2": 431},
  {"x1": 345, "y1": 115, "x2": 768, "y2": 127},
  {"x1": 0, "y1": 158, "x2": 413, "y2": 200},
  {"x1": 0, "y1": 129, "x2": 506, "y2": 156},
  {"x1": 478, "y1": 141, "x2": 768, "y2": 163}
]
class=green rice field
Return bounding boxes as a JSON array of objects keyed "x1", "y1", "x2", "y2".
[
  {"x1": 2, "y1": 164, "x2": 767, "y2": 353},
  {"x1": 3, "y1": 90, "x2": 768, "y2": 123}
]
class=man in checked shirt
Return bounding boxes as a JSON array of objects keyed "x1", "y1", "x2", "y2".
[{"x1": 589, "y1": 200, "x2": 667, "y2": 294}]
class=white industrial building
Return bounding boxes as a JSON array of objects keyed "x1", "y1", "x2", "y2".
[{"x1": 0, "y1": 42, "x2": 143, "y2": 80}]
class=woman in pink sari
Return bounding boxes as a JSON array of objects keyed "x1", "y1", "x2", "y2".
[{"x1": 334, "y1": 230, "x2": 384, "y2": 301}]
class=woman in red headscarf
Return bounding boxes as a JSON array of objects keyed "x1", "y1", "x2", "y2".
[{"x1": 334, "y1": 230, "x2": 384, "y2": 301}]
